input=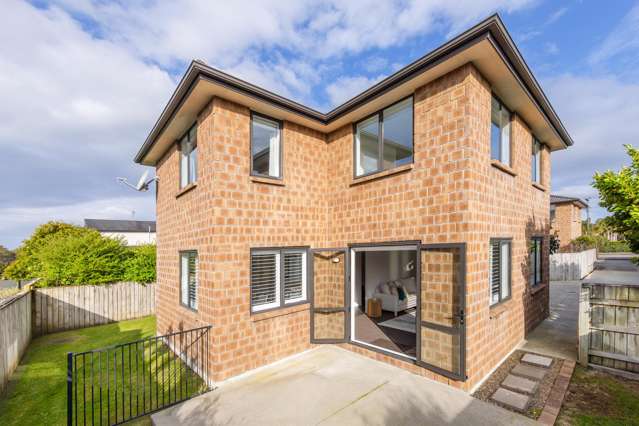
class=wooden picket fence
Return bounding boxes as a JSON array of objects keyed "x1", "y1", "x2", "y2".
[
  {"x1": 0, "y1": 289, "x2": 32, "y2": 395},
  {"x1": 33, "y1": 282, "x2": 155, "y2": 336},
  {"x1": 0, "y1": 282, "x2": 155, "y2": 395},
  {"x1": 579, "y1": 282, "x2": 639, "y2": 376}
]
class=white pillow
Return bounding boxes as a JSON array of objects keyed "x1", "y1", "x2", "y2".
[
  {"x1": 379, "y1": 282, "x2": 391, "y2": 294},
  {"x1": 389, "y1": 282, "x2": 398, "y2": 296}
]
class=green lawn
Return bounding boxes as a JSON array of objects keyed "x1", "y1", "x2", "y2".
[
  {"x1": 0, "y1": 316, "x2": 161, "y2": 426},
  {"x1": 558, "y1": 366, "x2": 639, "y2": 426}
]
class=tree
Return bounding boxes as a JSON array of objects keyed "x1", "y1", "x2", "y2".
[
  {"x1": 0, "y1": 245, "x2": 16, "y2": 276},
  {"x1": 4, "y1": 222, "x2": 80, "y2": 280},
  {"x1": 593, "y1": 144, "x2": 639, "y2": 253}
]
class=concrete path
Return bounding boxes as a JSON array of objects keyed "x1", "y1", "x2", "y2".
[
  {"x1": 521, "y1": 281, "x2": 579, "y2": 360},
  {"x1": 152, "y1": 346, "x2": 535, "y2": 426}
]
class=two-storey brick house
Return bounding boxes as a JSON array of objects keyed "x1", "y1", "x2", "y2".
[{"x1": 134, "y1": 15, "x2": 574, "y2": 392}]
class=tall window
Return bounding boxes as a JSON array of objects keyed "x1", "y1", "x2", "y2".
[
  {"x1": 491, "y1": 95, "x2": 511, "y2": 166},
  {"x1": 529, "y1": 238, "x2": 543, "y2": 286},
  {"x1": 179, "y1": 125, "x2": 197, "y2": 188},
  {"x1": 250, "y1": 248, "x2": 307, "y2": 312},
  {"x1": 355, "y1": 97, "x2": 413, "y2": 177},
  {"x1": 490, "y1": 239, "x2": 511, "y2": 306},
  {"x1": 180, "y1": 251, "x2": 198, "y2": 310},
  {"x1": 251, "y1": 114, "x2": 281, "y2": 179},
  {"x1": 532, "y1": 137, "x2": 541, "y2": 184}
]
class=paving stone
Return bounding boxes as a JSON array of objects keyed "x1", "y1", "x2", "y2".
[
  {"x1": 491, "y1": 387, "x2": 530, "y2": 411},
  {"x1": 521, "y1": 353, "x2": 553, "y2": 367},
  {"x1": 511, "y1": 363, "x2": 547, "y2": 381},
  {"x1": 502, "y1": 374, "x2": 538, "y2": 394}
]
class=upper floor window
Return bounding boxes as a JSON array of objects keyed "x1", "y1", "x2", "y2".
[
  {"x1": 251, "y1": 113, "x2": 282, "y2": 179},
  {"x1": 180, "y1": 251, "x2": 198, "y2": 310},
  {"x1": 491, "y1": 95, "x2": 511, "y2": 166},
  {"x1": 532, "y1": 137, "x2": 541, "y2": 184},
  {"x1": 529, "y1": 238, "x2": 543, "y2": 286},
  {"x1": 355, "y1": 97, "x2": 413, "y2": 177},
  {"x1": 490, "y1": 239, "x2": 511, "y2": 306},
  {"x1": 250, "y1": 248, "x2": 307, "y2": 312},
  {"x1": 179, "y1": 125, "x2": 197, "y2": 188}
]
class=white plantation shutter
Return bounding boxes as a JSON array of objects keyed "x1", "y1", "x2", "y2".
[
  {"x1": 251, "y1": 251, "x2": 280, "y2": 312},
  {"x1": 283, "y1": 251, "x2": 306, "y2": 303},
  {"x1": 490, "y1": 241, "x2": 501, "y2": 305},
  {"x1": 181, "y1": 252, "x2": 198, "y2": 310},
  {"x1": 490, "y1": 240, "x2": 510, "y2": 305},
  {"x1": 181, "y1": 254, "x2": 189, "y2": 306},
  {"x1": 500, "y1": 242, "x2": 510, "y2": 299}
]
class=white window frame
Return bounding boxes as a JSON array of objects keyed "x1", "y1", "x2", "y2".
[{"x1": 250, "y1": 248, "x2": 308, "y2": 313}]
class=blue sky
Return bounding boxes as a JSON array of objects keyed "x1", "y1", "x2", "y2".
[{"x1": 1, "y1": 0, "x2": 638, "y2": 248}]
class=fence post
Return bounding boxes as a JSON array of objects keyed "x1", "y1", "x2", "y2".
[
  {"x1": 67, "y1": 352, "x2": 73, "y2": 426},
  {"x1": 578, "y1": 285, "x2": 590, "y2": 367}
]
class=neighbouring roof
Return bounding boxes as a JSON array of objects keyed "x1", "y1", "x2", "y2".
[
  {"x1": 134, "y1": 14, "x2": 575, "y2": 166},
  {"x1": 84, "y1": 219, "x2": 156, "y2": 233},
  {"x1": 550, "y1": 195, "x2": 588, "y2": 208}
]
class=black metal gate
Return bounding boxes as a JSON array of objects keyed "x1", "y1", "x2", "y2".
[{"x1": 67, "y1": 325, "x2": 211, "y2": 425}]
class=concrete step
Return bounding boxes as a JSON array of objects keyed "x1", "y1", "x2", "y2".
[
  {"x1": 502, "y1": 374, "x2": 538, "y2": 395},
  {"x1": 491, "y1": 387, "x2": 530, "y2": 411},
  {"x1": 511, "y1": 363, "x2": 547, "y2": 381},
  {"x1": 521, "y1": 353, "x2": 553, "y2": 368}
]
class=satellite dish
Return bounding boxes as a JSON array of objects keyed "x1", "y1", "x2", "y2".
[
  {"x1": 117, "y1": 170, "x2": 158, "y2": 192},
  {"x1": 136, "y1": 170, "x2": 149, "y2": 190}
]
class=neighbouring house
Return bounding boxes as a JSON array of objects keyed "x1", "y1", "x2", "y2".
[
  {"x1": 134, "y1": 15, "x2": 573, "y2": 392},
  {"x1": 84, "y1": 219, "x2": 156, "y2": 246},
  {"x1": 550, "y1": 195, "x2": 588, "y2": 249}
]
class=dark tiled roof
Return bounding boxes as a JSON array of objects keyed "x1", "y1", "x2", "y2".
[
  {"x1": 550, "y1": 195, "x2": 588, "y2": 208},
  {"x1": 84, "y1": 219, "x2": 156, "y2": 233}
]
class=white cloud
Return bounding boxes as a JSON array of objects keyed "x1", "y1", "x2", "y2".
[
  {"x1": 547, "y1": 74, "x2": 639, "y2": 219},
  {"x1": 545, "y1": 42, "x2": 559, "y2": 55},
  {"x1": 49, "y1": 0, "x2": 535, "y2": 106},
  {"x1": 0, "y1": 196, "x2": 155, "y2": 249},
  {"x1": 546, "y1": 7, "x2": 568, "y2": 25},
  {"x1": 589, "y1": 3, "x2": 639, "y2": 65},
  {"x1": 325, "y1": 74, "x2": 386, "y2": 107}
]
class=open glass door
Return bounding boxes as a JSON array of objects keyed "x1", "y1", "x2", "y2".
[
  {"x1": 417, "y1": 243, "x2": 466, "y2": 381},
  {"x1": 310, "y1": 248, "x2": 349, "y2": 343}
]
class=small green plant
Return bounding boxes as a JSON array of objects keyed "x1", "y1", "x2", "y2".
[{"x1": 549, "y1": 233, "x2": 560, "y2": 254}]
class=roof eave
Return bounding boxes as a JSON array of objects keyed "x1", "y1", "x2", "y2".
[{"x1": 134, "y1": 14, "x2": 573, "y2": 165}]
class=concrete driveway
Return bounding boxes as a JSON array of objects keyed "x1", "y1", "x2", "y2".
[
  {"x1": 152, "y1": 346, "x2": 534, "y2": 426},
  {"x1": 522, "y1": 281, "x2": 579, "y2": 360}
]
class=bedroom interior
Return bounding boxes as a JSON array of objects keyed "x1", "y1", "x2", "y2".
[{"x1": 352, "y1": 246, "x2": 417, "y2": 358}]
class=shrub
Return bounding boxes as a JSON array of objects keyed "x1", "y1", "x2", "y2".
[
  {"x1": 123, "y1": 244, "x2": 156, "y2": 283},
  {"x1": 4, "y1": 222, "x2": 80, "y2": 280},
  {"x1": 568, "y1": 235, "x2": 632, "y2": 253},
  {"x1": 4, "y1": 222, "x2": 157, "y2": 286},
  {"x1": 35, "y1": 230, "x2": 132, "y2": 286}
]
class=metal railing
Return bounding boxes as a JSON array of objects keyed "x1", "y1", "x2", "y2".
[{"x1": 67, "y1": 325, "x2": 211, "y2": 425}]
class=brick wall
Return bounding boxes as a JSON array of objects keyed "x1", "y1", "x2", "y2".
[
  {"x1": 155, "y1": 63, "x2": 551, "y2": 391},
  {"x1": 551, "y1": 203, "x2": 582, "y2": 248}
]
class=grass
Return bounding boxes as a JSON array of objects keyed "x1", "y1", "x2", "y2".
[
  {"x1": 557, "y1": 366, "x2": 639, "y2": 426},
  {"x1": 0, "y1": 316, "x2": 206, "y2": 426}
]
